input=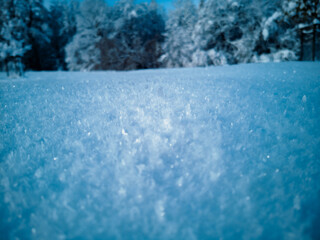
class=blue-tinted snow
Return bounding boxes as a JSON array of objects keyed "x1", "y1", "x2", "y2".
[{"x1": 0, "y1": 62, "x2": 320, "y2": 240}]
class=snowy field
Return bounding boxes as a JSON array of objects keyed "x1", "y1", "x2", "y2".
[{"x1": 1, "y1": 62, "x2": 320, "y2": 240}]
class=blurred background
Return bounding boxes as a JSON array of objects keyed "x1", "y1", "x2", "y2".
[{"x1": 0, "y1": 0, "x2": 319, "y2": 76}]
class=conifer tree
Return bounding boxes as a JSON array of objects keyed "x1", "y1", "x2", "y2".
[{"x1": 0, "y1": 0, "x2": 30, "y2": 77}]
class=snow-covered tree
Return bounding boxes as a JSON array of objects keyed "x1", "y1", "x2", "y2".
[
  {"x1": 160, "y1": 0, "x2": 198, "y2": 68},
  {"x1": 255, "y1": 0, "x2": 283, "y2": 17},
  {"x1": 282, "y1": 0, "x2": 320, "y2": 60},
  {"x1": 254, "y1": 9, "x2": 299, "y2": 63},
  {"x1": 65, "y1": 0, "x2": 165, "y2": 71},
  {"x1": 161, "y1": 0, "x2": 267, "y2": 67},
  {"x1": 194, "y1": 0, "x2": 262, "y2": 65},
  {"x1": 60, "y1": 0, "x2": 78, "y2": 43},
  {"x1": 108, "y1": 0, "x2": 165, "y2": 70},
  {"x1": 65, "y1": 0, "x2": 108, "y2": 71},
  {"x1": 0, "y1": 0, "x2": 30, "y2": 77},
  {"x1": 23, "y1": 0, "x2": 55, "y2": 70},
  {"x1": 49, "y1": 0, "x2": 77, "y2": 70},
  {"x1": 1, "y1": 0, "x2": 72, "y2": 73}
]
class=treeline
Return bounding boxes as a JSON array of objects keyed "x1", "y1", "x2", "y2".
[{"x1": 0, "y1": 0, "x2": 319, "y2": 76}]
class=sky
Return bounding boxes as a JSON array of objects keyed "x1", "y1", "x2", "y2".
[{"x1": 44, "y1": 0, "x2": 200, "y2": 11}]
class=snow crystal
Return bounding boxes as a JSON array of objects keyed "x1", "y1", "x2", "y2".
[
  {"x1": 155, "y1": 200, "x2": 166, "y2": 221},
  {"x1": 302, "y1": 95, "x2": 307, "y2": 103}
]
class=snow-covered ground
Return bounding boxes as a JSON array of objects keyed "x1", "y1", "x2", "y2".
[{"x1": 0, "y1": 62, "x2": 320, "y2": 240}]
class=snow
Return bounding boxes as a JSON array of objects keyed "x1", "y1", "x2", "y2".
[
  {"x1": 258, "y1": 50, "x2": 297, "y2": 63},
  {"x1": 262, "y1": 28, "x2": 269, "y2": 40},
  {"x1": 262, "y1": 11, "x2": 282, "y2": 41},
  {"x1": 1, "y1": 62, "x2": 320, "y2": 240},
  {"x1": 288, "y1": 1, "x2": 297, "y2": 12}
]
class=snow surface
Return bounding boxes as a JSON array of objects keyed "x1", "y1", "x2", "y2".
[{"x1": 1, "y1": 62, "x2": 320, "y2": 240}]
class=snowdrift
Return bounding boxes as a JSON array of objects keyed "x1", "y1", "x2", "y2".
[{"x1": 1, "y1": 62, "x2": 320, "y2": 239}]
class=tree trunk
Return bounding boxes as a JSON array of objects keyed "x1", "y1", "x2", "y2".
[
  {"x1": 5, "y1": 56, "x2": 24, "y2": 78},
  {"x1": 312, "y1": 24, "x2": 316, "y2": 61},
  {"x1": 300, "y1": 30, "x2": 304, "y2": 61},
  {"x1": 5, "y1": 58, "x2": 9, "y2": 77}
]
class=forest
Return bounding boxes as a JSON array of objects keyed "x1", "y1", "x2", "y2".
[{"x1": 0, "y1": 0, "x2": 319, "y2": 76}]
